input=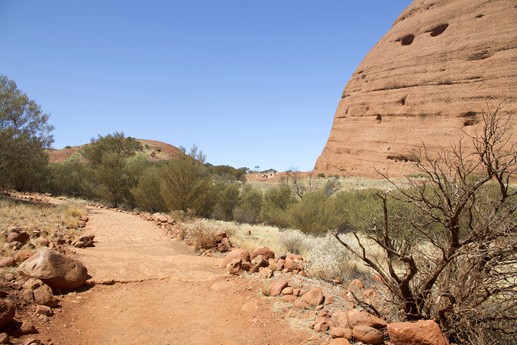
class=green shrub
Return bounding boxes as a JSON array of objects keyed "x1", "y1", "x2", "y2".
[
  {"x1": 286, "y1": 191, "x2": 346, "y2": 235},
  {"x1": 131, "y1": 166, "x2": 166, "y2": 212},
  {"x1": 160, "y1": 156, "x2": 214, "y2": 217},
  {"x1": 233, "y1": 185, "x2": 263, "y2": 224},
  {"x1": 211, "y1": 180, "x2": 240, "y2": 221},
  {"x1": 260, "y1": 185, "x2": 296, "y2": 228}
]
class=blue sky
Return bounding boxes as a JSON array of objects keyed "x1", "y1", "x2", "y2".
[{"x1": 0, "y1": 1, "x2": 412, "y2": 171}]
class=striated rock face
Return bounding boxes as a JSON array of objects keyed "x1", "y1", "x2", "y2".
[{"x1": 315, "y1": 0, "x2": 517, "y2": 177}]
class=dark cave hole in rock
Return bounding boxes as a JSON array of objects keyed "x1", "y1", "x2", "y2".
[
  {"x1": 376, "y1": 114, "x2": 382, "y2": 123},
  {"x1": 400, "y1": 96, "x2": 407, "y2": 105},
  {"x1": 401, "y1": 34, "x2": 415, "y2": 46},
  {"x1": 476, "y1": 14, "x2": 484, "y2": 18},
  {"x1": 430, "y1": 23, "x2": 448, "y2": 37},
  {"x1": 464, "y1": 119, "x2": 479, "y2": 127},
  {"x1": 462, "y1": 111, "x2": 477, "y2": 118}
]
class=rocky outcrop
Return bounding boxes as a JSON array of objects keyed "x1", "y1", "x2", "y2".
[
  {"x1": 17, "y1": 248, "x2": 88, "y2": 289},
  {"x1": 315, "y1": 0, "x2": 517, "y2": 177}
]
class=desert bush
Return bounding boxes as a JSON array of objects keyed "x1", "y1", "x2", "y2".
[
  {"x1": 335, "y1": 105, "x2": 517, "y2": 344},
  {"x1": 160, "y1": 156, "x2": 215, "y2": 217},
  {"x1": 211, "y1": 180, "x2": 240, "y2": 221},
  {"x1": 48, "y1": 154, "x2": 94, "y2": 198},
  {"x1": 286, "y1": 191, "x2": 346, "y2": 235},
  {"x1": 182, "y1": 222, "x2": 220, "y2": 251},
  {"x1": 260, "y1": 184, "x2": 296, "y2": 228},
  {"x1": 0, "y1": 75, "x2": 53, "y2": 191},
  {"x1": 82, "y1": 131, "x2": 142, "y2": 167},
  {"x1": 131, "y1": 165, "x2": 166, "y2": 212},
  {"x1": 233, "y1": 185, "x2": 263, "y2": 224}
]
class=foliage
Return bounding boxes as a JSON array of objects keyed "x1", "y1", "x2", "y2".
[
  {"x1": 233, "y1": 185, "x2": 263, "y2": 224},
  {"x1": 48, "y1": 154, "x2": 94, "y2": 198},
  {"x1": 334, "y1": 105, "x2": 517, "y2": 344},
  {"x1": 287, "y1": 191, "x2": 346, "y2": 235},
  {"x1": 0, "y1": 75, "x2": 54, "y2": 190},
  {"x1": 82, "y1": 131, "x2": 142, "y2": 167},
  {"x1": 260, "y1": 184, "x2": 296, "y2": 228},
  {"x1": 130, "y1": 165, "x2": 166, "y2": 213},
  {"x1": 205, "y1": 164, "x2": 247, "y2": 183},
  {"x1": 160, "y1": 156, "x2": 214, "y2": 217},
  {"x1": 211, "y1": 180, "x2": 240, "y2": 221}
]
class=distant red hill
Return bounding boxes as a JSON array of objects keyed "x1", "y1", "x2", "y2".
[{"x1": 47, "y1": 139, "x2": 183, "y2": 163}]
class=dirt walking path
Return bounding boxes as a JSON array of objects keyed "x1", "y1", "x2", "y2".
[{"x1": 38, "y1": 207, "x2": 314, "y2": 345}]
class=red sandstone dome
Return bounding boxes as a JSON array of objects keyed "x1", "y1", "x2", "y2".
[{"x1": 315, "y1": 0, "x2": 517, "y2": 177}]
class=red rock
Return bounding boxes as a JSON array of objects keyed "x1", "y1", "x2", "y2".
[
  {"x1": 20, "y1": 320, "x2": 37, "y2": 334},
  {"x1": 0, "y1": 257, "x2": 15, "y2": 268},
  {"x1": 0, "y1": 300, "x2": 15, "y2": 328},
  {"x1": 346, "y1": 309, "x2": 387, "y2": 329},
  {"x1": 17, "y1": 248, "x2": 88, "y2": 290},
  {"x1": 388, "y1": 320, "x2": 449, "y2": 345},
  {"x1": 324, "y1": 294, "x2": 335, "y2": 305},
  {"x1": 330, "y1": 326, "x2": 353, "y2": 339},
  {"x1": 348, "y1": 278, "x2": 365, "y2": 294},
  {"x1": 258, "y1": 267, "x2": 273, "y2": 279},
  {"x1": 352, "y1": 325, "x2": 384, "y2": 344},
  {"x1": 301, "y1": 287, "x2": 324, "y2": 306},
  {"x1": 314, "y1": 319, "x2": 331, "y2": 333},
  {"x1": 284, "y1": 254, "x2": 303, "y2": 272},
  {"x1": 281, "y1": 287, "x2": 293, "y2": 295},
  {"x1": 226, "y1": 258, "x2": 242, "y2": 275},
  {"x1": 14, "y1": 250, "x2": 34, "y2": 264},
  {"x1": 251, "y1": 246, "x2": 275, "y2": 261},
  {"x1": 315, "y1": 0, "x2": 517, "y2": 178},
  {"x1": 327, "y1": 339, "x2": 351, "y2": 345},
  {"x1": 269, "y1": 279, "x2": 289, "y2": 297},
  {"x1": 7, "y1": 231, "x2": 30, "y2": 244},
  {"x1": 282, "y1": 295, "x2": 296, "y2": 303},
  {"x1": 293, "y1": 299, "x2": 309, "y2": 309},
  {"x1": 33, "y1": 285, "x2": 58, "y2": 307},
  {"x1": 35, "y1": 305, "x2": 53, "y2": 317},
  {"x1": 251, "y1": 255, "x2": 269, "y2": 268},
  {"x1": 220, "y1": 248, "x2": 250, "y2": 268}
]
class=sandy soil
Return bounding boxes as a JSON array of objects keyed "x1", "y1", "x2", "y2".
[{"x1": 37, "y1": 207, "x2": 315, "y2": 345}]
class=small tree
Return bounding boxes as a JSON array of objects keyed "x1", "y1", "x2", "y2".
[
  {"x1": 233, "y1": 185, "x2": 263, "y2": 224},
  {"x1": 131, "y1": 165, "x2": 166, "y2": 212},
  {"x1": 334, "y1": 105, "x2": 516, "y2": 344},
  {"x1": 160, "y1": 156, "x2": 214, "y2": 217},
  {"x1": 0, "y1": 75, "x2": 54, "y2": 190}
]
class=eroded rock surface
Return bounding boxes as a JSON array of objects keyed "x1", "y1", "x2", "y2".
[{"x1": 315, "y1": 0, "x2": 517, "y2": 177}]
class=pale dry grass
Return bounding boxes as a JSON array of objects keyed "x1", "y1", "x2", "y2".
[
  {"x1": 182, "y1": 218, "x2": 385, "y2": 282},
  {"x1": 0, "y1": 196, "x2": 88, "y2": 253}
]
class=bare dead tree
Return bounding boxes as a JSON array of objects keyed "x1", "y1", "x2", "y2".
[{"x1": 334, "y1": 105, "x2": 516, "y2": 344}]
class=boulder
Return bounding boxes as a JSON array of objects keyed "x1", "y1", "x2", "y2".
[
  {"x1": 251, "y1": 247, "x2": 275, "y2": 261},
  {"x1": 0, "y1": 257, "x2": 15, "y2": 268},
  {"x1": 387, "y1": 320, "x2": 449, "y2": 345},
  {"x1": 7, "y1": 231, "x2": 30, "y2": 245},
  {"x1": 72, "y1": 234, "x2": 95, "y2": 248},
  {"x1": 284, "y1": 253, "x2": 303, "y2": 272},
  {"x1": 33, "y1": 285, "x2": 58, "y2": 307},
  {"x1": 226, "y1": 258, "x2": 242, "y2": 275},
  {"x1": 20, "y1": 320, "x2": 37, "y2": 335},
  {"x1": 251, "y1": 255, "x2": 269, "y2": 268},
  {"x1": 352, "y1": 325, "x2": 384, "y2": 345},
  {"x1": 301, "y1": 287, "x2": 325, "y2": 306},
  {"x1": 327, "y1": 339, "x2": 351, "y2": 345},
  {"x1": 269, "y1": 279, "x2": 289, "y2": 297},
  {"x1": 346, "y1": 309, "x2": 387, "y2": 329},
  {"x1": 330, "y1": 326, "x2": 353, "y2": 339},
  {"x1": 0, "y1": 300, "x2": 15, "y2": 328},
  {"x1": 17, "y1": 248, "x2": 88, "y2": 289},
  {"x1": 14, "y1": 250, "x2": 34, "y2": 264},
  {"x1": 220, "y1": 248, "x2": 250, "y2": 268}
]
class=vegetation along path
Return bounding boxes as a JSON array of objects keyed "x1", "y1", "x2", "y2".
[{"x1": 40, "y1": 206, "x2": 312, "y2": 345}]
